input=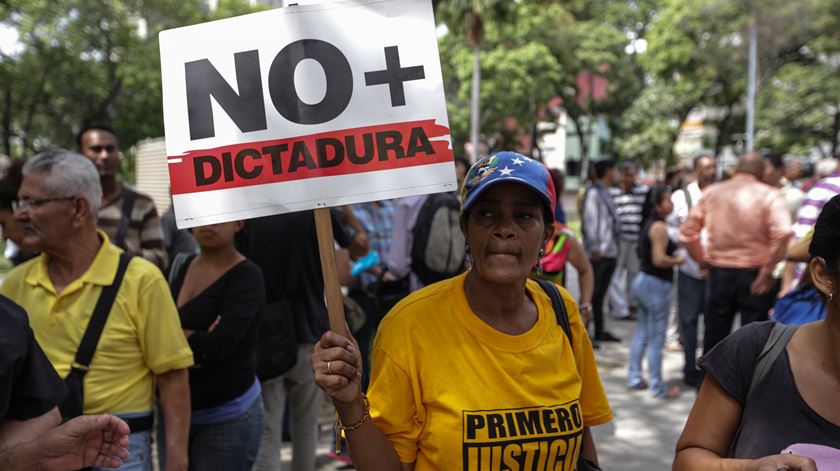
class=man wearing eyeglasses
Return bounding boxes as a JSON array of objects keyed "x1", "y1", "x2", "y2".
[
  {"x1": 0, "y1": 150, "x2": 194, "y2": 471},
  {"x1": 76, "y1": 124, "x2": 168, "y2": 270}
]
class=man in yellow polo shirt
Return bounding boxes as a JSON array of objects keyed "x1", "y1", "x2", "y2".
[{"x1": 0, "y1": 149, "x2": 193, "y2": 471}]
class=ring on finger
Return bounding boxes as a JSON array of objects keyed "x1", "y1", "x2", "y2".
[{"x1": 327, "y1": 360, "x2": 333, "y2": 375}]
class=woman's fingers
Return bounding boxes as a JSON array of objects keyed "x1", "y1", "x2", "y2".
[
  {"x1": 756, "y1": 454, "x2": 817, "y2": 471},
  {"x1": 317, "y1": 330, "x2": 358, "y2": 352}
]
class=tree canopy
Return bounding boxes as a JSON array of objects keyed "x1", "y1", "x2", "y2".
[{"x1": 2, "y1": 0, "x2": 839, "y2": 176}]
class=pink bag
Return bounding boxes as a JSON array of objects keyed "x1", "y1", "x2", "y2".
[{"x1": 782, "y1": 443, "x2": 840, "y2": 470}]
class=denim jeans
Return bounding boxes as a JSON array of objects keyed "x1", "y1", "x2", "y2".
[
  {"x1": 628, "y1": 272, "x2": 672, "y2": 398},
  {"x1": 94, "y1": 430, "x2": 151, "y2": 471},
  {"x1": 678, "y1": 271, "x2": 706, "y2": 376},
  {"x1": 188, "y1": 397, "x2": 263, "y2": 471}
]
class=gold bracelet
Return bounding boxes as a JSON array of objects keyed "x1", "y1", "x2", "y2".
[
  {"x1": 333, "y1": 394, "x2": 371, "y2": 455},
  {"x1": 339, "y1": 394, "x2": 371, "y2": 431}
]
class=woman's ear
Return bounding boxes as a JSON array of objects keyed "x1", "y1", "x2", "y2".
[
  {"x1": 543, "y1": 221, "x2": 556, "y2": 246},
  {"x1": 809, "y1": 257, "x2": 834, "y2": 298}
]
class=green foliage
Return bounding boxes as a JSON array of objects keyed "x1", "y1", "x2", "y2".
[
  {"x1": 438, "y1": 0, "x2": 647, "y2": 165},
  {"x1": 0, "y1": 0, "x2": 266, "y2": 167},
  {"x1": 756, "y1": 61, "x2": 840, "y2": 156}
]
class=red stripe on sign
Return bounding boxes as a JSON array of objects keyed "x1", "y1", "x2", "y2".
[{"x1": 168, "y1": 119, "x2": 453, "y2": 195}]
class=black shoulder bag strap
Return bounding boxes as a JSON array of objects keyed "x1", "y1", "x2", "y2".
[
  {"x1": 538, "y1": 280, "x2": 605, "y2": 471},
  {"x1": 59, "y1": 252, "x2": 133, "y2": 420},
  {"x1": 114, "y1": 189, "x2": 138, "y2": 249},
  {"x1": 537, "y1": 279, "x2": 573, "y2": 347},
  {"x1": 728, "y1": 322, "x2": 798, "y2": 457}
]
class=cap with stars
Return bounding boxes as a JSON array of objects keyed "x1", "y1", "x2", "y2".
[{"x1": 460, "y1": 151, "x2": 557, "y2": 222}]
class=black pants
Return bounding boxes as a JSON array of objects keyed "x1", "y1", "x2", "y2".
[
  {"x1": 591, "y1": 257, "x2": 617, "y2": 337},
  {"x1": 678, "y1": 272, "x2": 706, "y2": 376},
  {"x1": 703, "y1": 267, "x2": 775, "y2": 354}
]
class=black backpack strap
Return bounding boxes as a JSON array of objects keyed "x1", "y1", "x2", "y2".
[
  {"x1": 114, "y1": 189, "x2": 138, "y2": 249},
  {"x1": 70, "y1": 252, "x2": 133, "y2": 375},
  {"x1": 537, "y1": 279, "x2": 573, "y2": 349},
  {"x1": 728, "y1": 322, "x2": 798, "y2": 456}
]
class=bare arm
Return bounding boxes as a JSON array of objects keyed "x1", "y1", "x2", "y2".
[
  {"x1": 680, "y1": 201, "x2": 706, "y2": 265},
  {"x1": 313, "y1": 331, "x2": 410, "y2": 471},
  {"x1": 566, "y1": 236, "x2": 594, "y2": 323},
  {"x1": 786, "y1": 235, "x2": 811, "y2": 263},
  {"x1": 341, "y1": 206, "x2": 370, "y2": 259},
  {"x1": 0, "y1": 407, "x2": 60, "y2": 449},
  {"x1": 566, "y1": 236, "x2": 593, "y2": 305},
  {"x1": 0, "y1": 414, "x2": 130, "y2": 471},
  {"x1": 650, "y1": 222, "x2": 684, "y2": 269},
  {"x1": 157, "y1": 368, "x2": 190, "y2": 471},
  {"x1": 763, "y1": 195, "x2": 793, "y2": 273},
  {"x1": 674, "y1": 376, "x2": 816, "y2": 470},
  {"x1": 580, "y1": 427, "x2": 598, "y2": 464},
  {"x1": 335, "y1": 248, "x2": 353, "y2": 287}
]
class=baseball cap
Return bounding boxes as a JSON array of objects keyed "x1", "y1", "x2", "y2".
[{"x1": 460, "y1": 151, "x2": 556, "y2": 222}]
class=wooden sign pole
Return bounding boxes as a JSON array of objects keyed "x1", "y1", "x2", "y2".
[{"x1": 314, "y1": 207, "x2": 349, "y2": 337}]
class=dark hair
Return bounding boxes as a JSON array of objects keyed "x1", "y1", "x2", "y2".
[
  {"x1": 593, "y1": 160, "x2": 615, "y2": 180},
  {"x1": 453, "y1": 156, "x2": 470, "y2": 170},
  {"x1": 0, "y1": 159, "x2": 25, "y2": 212},
  {"x1": 641, "y1": 184, "x2": 671, "y2": 224},
  {"x1": 0, "y1": 182, "x2": 16, "y2": 212},
  {"x1": 810, "y1": 195, "x2": 840, "y2": 272},
  {"x1": 693, "y1": 153, "x2": 713, "y2": 169},
  {"x1": 75, "y1": 123, "x2": 117, "y2": 149},
  {"x1": 548, "y1": 168, "x2": 564, "y2": 198},
  {"x1": 763, "y1": 152, "x2": 785, "y2": 171}
]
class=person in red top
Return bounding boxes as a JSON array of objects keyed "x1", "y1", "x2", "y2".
[{"x1": 680, "y1": 153, "x2": 792, "y2": 354}]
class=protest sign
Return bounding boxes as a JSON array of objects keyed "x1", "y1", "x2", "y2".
[{"x1": 160, "y1": 0, "x2": 455, "y2": 229}]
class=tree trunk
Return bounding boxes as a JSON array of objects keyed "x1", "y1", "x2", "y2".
[
  {"x1": 469, "y1": 45, "x2": 480, "y2": 163},
  {"x1": 2, "y1": 85, "x2": 11, "y2": 158},
  {"x1": 570, "y1": 114, "x2": 590, "y2": 179},
  {"x1": 832, "y1": 108, "x2": 840, "y2": 158},
  {"x1": 713, "y1": 105, "x2": 734, "y2": 158}
]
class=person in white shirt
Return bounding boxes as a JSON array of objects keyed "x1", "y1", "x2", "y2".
[{"x1": 666, "y1": 154, "x2": 716, "y2": 387}]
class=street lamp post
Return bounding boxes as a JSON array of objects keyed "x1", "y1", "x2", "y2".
[{"x1": 746, "y1": 2, "x2": 758, "y2": 152}]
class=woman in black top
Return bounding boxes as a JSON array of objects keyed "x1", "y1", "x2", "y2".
[
  {"x1": 674, "y1": 196, "x2": 840, "y2": 470},
  {"x1": 627, "y1": 185, "x2": 684, "y2": 399},
  {"x1": 168, "y1": 220, "x2": 265, "y2": 471}
]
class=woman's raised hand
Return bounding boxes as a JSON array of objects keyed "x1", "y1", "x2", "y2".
[
  {"x1": 753, "y1": 454, "x2": 817, "y2": 471},
  {"x1": 312, "y1": 330, "x2": 363, "y2": 405}
]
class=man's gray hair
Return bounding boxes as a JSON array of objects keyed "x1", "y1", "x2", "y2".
[{"x1": 22, "y1": 149, "x2": 103, "y2": 215}]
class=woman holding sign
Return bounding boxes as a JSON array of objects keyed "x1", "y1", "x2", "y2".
[{"x1": 313, "y1": 152, "x2": 612, "y2": 470}]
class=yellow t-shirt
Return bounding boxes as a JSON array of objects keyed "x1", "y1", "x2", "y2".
[
  {"x1": 0, "y1": 231, "x2": 194, "y2": 415},
  {"x1": 368, "y1": 272, "x2": 612, "y2": 470}
]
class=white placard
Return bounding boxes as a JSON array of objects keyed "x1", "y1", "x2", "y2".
[{"x1": 160, "y1": 0, "x2": 454, "y2": 228}]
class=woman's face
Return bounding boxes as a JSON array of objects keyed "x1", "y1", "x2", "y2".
[
  {"x1": 462, "y1": 182, "x2": 552, "y2": 285},
  {"x1": 655, "y1": 191, "x2": 674, "y2": 217},
  {"x1": 191, "y1": 221, "x2": 243, "y2": 250}
]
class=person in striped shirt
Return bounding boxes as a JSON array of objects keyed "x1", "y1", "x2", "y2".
[
  {"x1": 76, "y1": 124, "x2": 167, "y2": 270},
  {"x1": 782, "y1": 164, "x2": 840, "y2": 294},
  {"x1": 608, "y1": 161, "x2": 649, "y2": 320}
]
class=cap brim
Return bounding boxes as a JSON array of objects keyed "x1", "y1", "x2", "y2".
[{"x1": 462, "y1": 177, "x2": 555, "y2": 222}]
